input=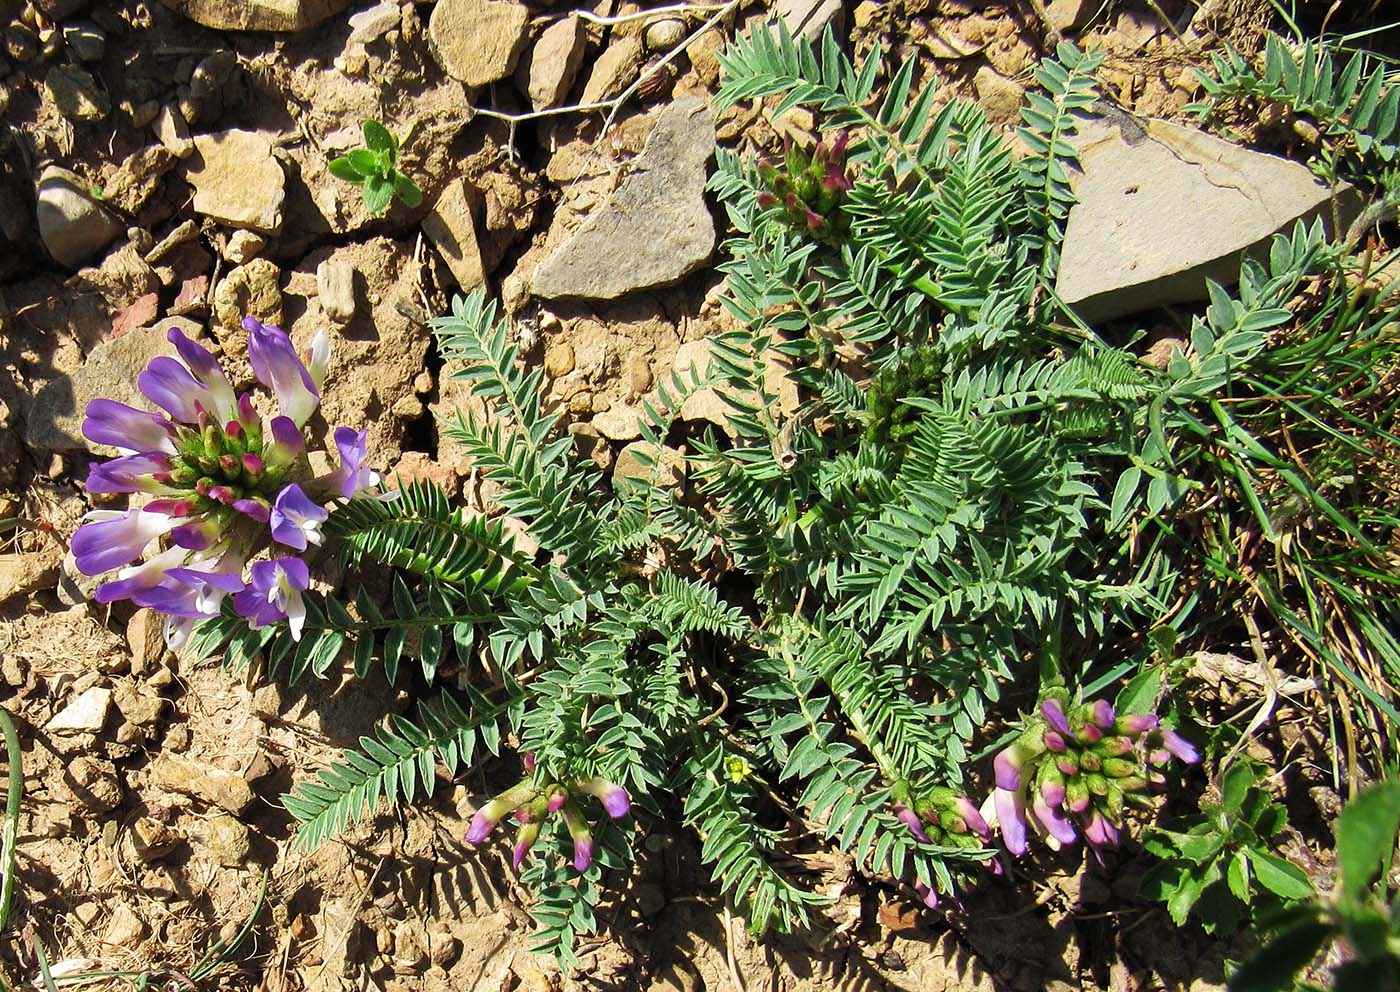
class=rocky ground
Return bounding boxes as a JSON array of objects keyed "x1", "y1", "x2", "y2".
[{"x1": 0, "y1": 0, "x2": 1364, "y2": 988}]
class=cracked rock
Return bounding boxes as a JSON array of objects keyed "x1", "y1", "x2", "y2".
[
  {"x1": 1056, "y1": 115, "x2": 1361, "y2": 322},
  {"x1": 532, "y1": 97, "x2": 715, "y2": 300}
]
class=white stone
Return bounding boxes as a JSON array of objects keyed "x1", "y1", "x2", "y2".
[{"x1": 47, "y1": 686, "x2": 113, "y2": 733}]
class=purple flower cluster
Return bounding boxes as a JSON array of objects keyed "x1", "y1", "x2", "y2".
[
  {"x1": 755, "y1": 130, "x2": 854, "y2": 239},
  {"x1": 989, "y1": 694, "x2": 1199, "y2": 858},
  {"x1": 72, "y1": 317, "x2": 380, "y2": 647},
  {"x1": 894, "y1": 695, "x2": 1198, "y2": 910},
  {"x1": 466, "y1": 766, "x2": 631, "y2": 873}
]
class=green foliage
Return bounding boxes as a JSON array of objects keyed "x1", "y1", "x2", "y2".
[
  {"x1": 1230, "y1": 780, "x2": 1400, "y2": 992},
  {"x1": 328, "y1": 119, "x2": 424, "y2": 215},
  {"x1": 285, "y1": 685, "x2": 519, "y2": 848},
  {"x1": 188, "y1": 23, "x2": 1400, "y2": 973},
  {"x1": 1190, "y1": 33, "x2": 1400, "y2": 180},
  {"x1": 1141, "y1": 761, "x2": 1311, "y2": 934}
]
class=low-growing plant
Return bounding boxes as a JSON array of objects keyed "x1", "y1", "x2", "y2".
[
  {"x1": 1141, "y1": 759, "x2": 1313, "y2": 934},
  {"x1": 69, "y1": 25, "x2": 1400, "y2": 970},
  {"x1": 327, "y1": 119, "x2": 423, "y2": 216},
  {"x1": 1230, "y1": 779, "x2": 1400, "y2": 992},
  {"x1": 1189, "y1": 31, "x2": 1400, "y2": 187}
]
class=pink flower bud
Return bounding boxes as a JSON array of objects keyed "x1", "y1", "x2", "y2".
[
  {"x1": 1041, "y1": 700, "x2": 1072, "y2": 735},
  {"x1": 574, "y1": 777, "x2": 630, "y2": 819},
  {"x1": 1116, "y1": 713, "x2": 1159, "y2": 736},
  {"x1": 993, "y1": 747, "x2": 1023, "y2": 791},
  {"x1": 895, "y1": 805, "x2": 930, "y2": 843}
]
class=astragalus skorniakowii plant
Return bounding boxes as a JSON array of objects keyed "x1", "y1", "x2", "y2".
[{"x1": 77, "y1": 23, "x2": 1399, "y2": 967}]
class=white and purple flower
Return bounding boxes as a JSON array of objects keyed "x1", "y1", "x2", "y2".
[
  {"x1": 232, "y1": 557, "x2": 311, "y2": 640},
  {"x1": 72, "y1": 314, "x2": 371, "y2": 650},
  {"x1": 270, "y1": 484, "x2": 329, "y2": 551}
]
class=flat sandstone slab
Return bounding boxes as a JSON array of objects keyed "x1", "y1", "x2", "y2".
[
  {"x1": 1055, "y1": 115, "x2": 1358, "y2": 322},
  {"x1": 532, "y1": 97, "x2": 716, "y2": 301}
]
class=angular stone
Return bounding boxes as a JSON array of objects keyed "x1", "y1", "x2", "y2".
[
  {"x1": 103, "y1": 145, "x2": 176, "y2": 215},
  {"x1": 185, "y1": 129, "x2": 286, "y2": 233},
  {"x1": 422, "y1": 178, "x2": 486, "y2": 291},
  {"x1": 580, "y1": 35, "x2": 642, "y2": 105},
  {"x1": 428, "y1": 0, "x2": 529, "y2": 88},
  {"x1": 36, "y1": 166, "x2": 122, "y2": 268},
  {"x1": 772, "y1": 0, "x2": 845, "y2": 44},
  {"x1": 528, "y1": 15, "x2": 586, "y2": 111},
  {"x1": 26, "y1": 318, "x2": 198, "y2": 452},
  {"x1": 150, "y1": 755, "x2": 255, "y2": 814},
  {"x1": 47, "y1": 686, "x2": 113, "y2": 733},
  {"x1": 533, "y1": 97, "x2": 715, "y2": 300},
  {"x1": 159, "y1": 0, "x2": 347, "y2": 31},
  {"x1": 1056, "y1": 116, "x2": 1360, "y2": 322},
  {"x1": 152, "y1": 104, "x2": 193, "y2": 158},
  {"x1": 45, "y1": 65, "x2": 110, "y2": 122}
]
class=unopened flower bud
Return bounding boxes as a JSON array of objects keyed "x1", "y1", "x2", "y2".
[
  {"x1": 512, "y1": 820, "x2": 541, "y2": 870},
  {"x1": 573, "y1": 777, "x2": 630, "y2": 819},
  {"x1": 465, "y1": 781, "x2": 538, "y2": 844},
  {"x1": 1065, "y1": 778, "x2": 1091, "y2": 813},
  {"x1": 1041, "y1": 700, "x2": 1072, "y2": 735},
  {"x1": 1102, "y1": 757, "x2": 1138, "y2": 779},
  {"x1": 895, "y1": 804, "x2": 930, "y2": 843},
  {"x1": 1116, "y1": 713, "x2": 1159, "y2": 736},
  {"x1": 560, "y1": 801, "x2": 594, "y2": 873},
  {"x1": 1089, "y1": 700, "x2": 1116, "y2": 729},
  {"x1": 1043, "y1": 730, "x2": 1068, "y2": 753}
]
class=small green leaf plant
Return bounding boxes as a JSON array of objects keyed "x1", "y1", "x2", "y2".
[
  {"x1": 1141, "y1": 759, "x2": 1313, "y2": 935},
  {"x1": 327, "y1": 120, "x2": 423, "y2": 216},
  {"x1": 1230, "y1": 780, "x2": 1400, "y2": 992}
]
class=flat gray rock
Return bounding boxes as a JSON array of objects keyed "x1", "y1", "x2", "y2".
[
  {"x1": 27, "y1": 317, "x2": 201, "y2": 452},
  {"x1": 1056, "y1": 115, "x2": 1359, "y2": 322},
  {"x1": 533, "y1": 97, "x2": 716, "y2": 301}
]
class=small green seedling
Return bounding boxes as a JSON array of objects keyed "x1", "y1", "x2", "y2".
[
  {"x1": 328, "y1": 120, "x2": 423, "y2": 216},
  {"x1": 1230, "y1": 779, "x2": 1400, "y2": 992},
  {"x1": 1141, "y1": 759, "x2": 1314, "y2": 935}
]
